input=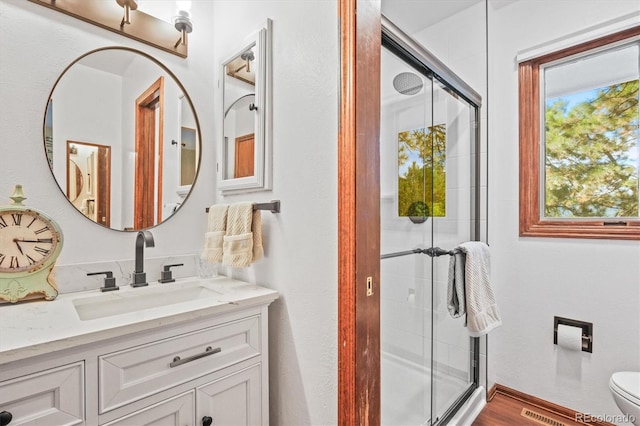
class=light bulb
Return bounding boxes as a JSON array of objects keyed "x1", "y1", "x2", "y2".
[
  {"x1": 176, "y1": 0, "x2": 191, "y2": 14},
  {"x1": 173, "y1": 0, "x2": 193, "y2": 48}
]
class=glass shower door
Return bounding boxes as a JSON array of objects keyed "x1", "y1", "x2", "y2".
[
  {"x1": 430, "y1": 78, "x2": 479, "y2": 424},
  {"x1": 380, "y1": 18, "x2": 481, "y2": 426},
  {"x1": 380, "y1": 45, "x2": 435, "y2": 426}
]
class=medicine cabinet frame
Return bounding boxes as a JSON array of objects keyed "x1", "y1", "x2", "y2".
[{"x1": 218, "y1": 19, "x2": 272, "y2": 194}]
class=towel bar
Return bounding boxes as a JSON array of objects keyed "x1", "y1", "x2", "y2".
[
  {"x1": 206, "y1": 200, "x2": 280, "y2": 214},
  {"x1": 381, "y1": 246, "x2": 458, "y2": 260}
]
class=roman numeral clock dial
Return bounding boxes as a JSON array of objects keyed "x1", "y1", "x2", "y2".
[
  {"x1": 0, "y1": 185, "x2": 63, "y2": 302},
  {"x1": 0, "y1": 212, "x2": 58, "y2": 272}
]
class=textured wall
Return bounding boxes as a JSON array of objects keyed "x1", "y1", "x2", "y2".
[
  {"x1": 209, "y1": 3, "x2": 338, "y2": 423},
  {"x1": 0, "y1": 1, "x2": 338, "y2": 424},
  {"x1": 487, "y1": 0, "x2": 640, "y2": 420},
  {"x1": 0, "y1": 0, "x2": 217, "y2": 264}
]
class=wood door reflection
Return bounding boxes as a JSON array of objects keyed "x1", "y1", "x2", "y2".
[
  {"x1": 134, "y1": 77, "x2": 164, "y2": 229},
  {"x1": 234, "y1": 133, "x2": 255, "y2": 178}
]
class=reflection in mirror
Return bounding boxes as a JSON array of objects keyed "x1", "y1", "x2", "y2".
[
  {"x1": 219, "y1": 20, "x2": 271, "y2": 193},
  {"x1": 66, "y1": 141, "x2": 111, "y2": 227},
  {"x1": 224, "y1": 94, "x2": 256, "y2": 179},
  {"x1": 45, "y1": 47, "x2": 200, "y2": 231},
  {"x1": 226, "y1": 48, "x2": 256, "y2": 85},
  {"x1": 68, "y1": 159, "x2": 83, "y2": 202},
  {"x1": 179, "y1": 95, "x2": 198, "y2": 188}
]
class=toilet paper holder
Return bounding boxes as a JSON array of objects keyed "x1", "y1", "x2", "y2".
[{"x1": 554, "y1": 316, "x2": 593, "y2": 353}]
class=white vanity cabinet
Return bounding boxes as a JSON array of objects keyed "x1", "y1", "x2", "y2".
[
  {"x1": 99, "y1": 314, "x2": 264, "y2": 426},
  {"x1": 0, "y1": 278, "x2": 277, "y2": 426},
  {"x1": 104, "y1": 364, "x2": 262, "y2": 426},
  {"x1": 0, "y1": 362, "x2": 85, "y2": 425}
]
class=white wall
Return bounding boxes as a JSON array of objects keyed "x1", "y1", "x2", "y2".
[
  {"x1": 210, "y1": 3, "x2": 338, "y2": 424},
  {"x1": 487, "y1": 0, "x2": 640, "y2": 420},
  {"x1": 0, "y1": 0, "x2": 338, "y2": 424}
]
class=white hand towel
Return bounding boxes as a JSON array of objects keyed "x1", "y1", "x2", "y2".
[
  {"x1": 458, "y1": 241, "x2": 502, "y2": 336},
  {"x1": 202, "y1": 204, "x2": 229, "y2": 263},
  {"x1": 223, "y1": 202, "x2": 263, "y2": 268}
]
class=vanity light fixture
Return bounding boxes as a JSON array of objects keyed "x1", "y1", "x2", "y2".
[
  {"x1": 27, "y1": 0, "x2": 188, "y2": 58},
  {"x1": 173, "y1": 1, "x2": 193, "y2": 48},
  {"x1": 116, "y1": 0, "x2": 140, "y2": 26}
]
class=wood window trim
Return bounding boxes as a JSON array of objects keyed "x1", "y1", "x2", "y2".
[{"x1": 519, "y1": 26, "x2": 640, "y2": 240}]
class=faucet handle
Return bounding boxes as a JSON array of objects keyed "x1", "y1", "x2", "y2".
[
  {"x1": 88, "y1": 271, "x2": 119, "y2": 292},
  {"x1": 159, "y1": 263, "x2": 184, "y2": 284}
]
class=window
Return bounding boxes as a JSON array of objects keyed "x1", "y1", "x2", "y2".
[
  {"x1": 519, "y1": 26, "x2": 640, "y2": 240},
  {"x1": 398, "y1": 125, "x2": 447, "y2": 220}
]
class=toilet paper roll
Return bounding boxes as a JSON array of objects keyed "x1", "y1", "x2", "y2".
[
  {"x1": 407, "y1": 293, "x2": 415, "y2": 305},
  {"x1": 557, "y1": 324, "x2": 583, "y2": 351}
]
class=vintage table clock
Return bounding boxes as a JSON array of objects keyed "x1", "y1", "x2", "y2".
[{"x1": 0, "y1": 185, "x2": 63, "y2": 302}]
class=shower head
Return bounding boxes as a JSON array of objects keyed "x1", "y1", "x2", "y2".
[{"x1": 393, "y1": 72, "x2": 423, "y2": 95}]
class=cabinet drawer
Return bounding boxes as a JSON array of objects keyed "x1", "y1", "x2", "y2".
[
  {"x1": 103, "y1": 391, "x2": 194, "y2": 426},
  {"x1": 99, "y1": 315, "x2": 261, "y2": 413},
  {"x1": 0, "y1": 362, "x2": 84, "y2": 425}
]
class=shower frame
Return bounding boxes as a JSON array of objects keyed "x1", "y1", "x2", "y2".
[{"x1": 381, "y1": 15, "x2": 483, "y2": 425}]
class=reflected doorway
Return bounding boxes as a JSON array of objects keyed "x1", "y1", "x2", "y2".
[
  {"x1": 134, "y1": 77, "x2": 164, "y2": 229},
  {"x1": 66, "y1": 141, "x2": 111, "y2": 227}
]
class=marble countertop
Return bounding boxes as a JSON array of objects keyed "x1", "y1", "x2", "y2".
[{"x1": 0, "y1": 276, "x2": 279, "y2": 365}]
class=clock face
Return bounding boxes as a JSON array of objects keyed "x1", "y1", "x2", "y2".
[{"x1": 0, "y1": 210, "x2": 60, "y2": 273}]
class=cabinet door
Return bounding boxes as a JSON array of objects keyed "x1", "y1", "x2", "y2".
[
  {"x1": 103, "y1": 391, "x2": 194, "y2": 426},
  {"x1": 196, "y1": 364, "x2": 261, "y2": 426},
  {"x1": 0, "y1": 362, "x2": 84, "y2": 425}
]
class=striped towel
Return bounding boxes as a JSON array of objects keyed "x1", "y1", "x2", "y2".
[
  {"x1": 201, "y1": 204, "x2": 228, "y2": 263},
  {"x1": 222, "y1": 202, "x2": 264, "y2": 268},
  {"x1": 458, "y1": 241, "x2": 502, "y2": 336}
]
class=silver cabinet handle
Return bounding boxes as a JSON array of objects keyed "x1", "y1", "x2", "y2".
[{"x1": 169, "y1": 346, "x2": 221, "y2": 368}]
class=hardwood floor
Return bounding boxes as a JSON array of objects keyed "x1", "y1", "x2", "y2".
[{"x1": 472, "y1": 393, "x2": 592, "y2": 426}]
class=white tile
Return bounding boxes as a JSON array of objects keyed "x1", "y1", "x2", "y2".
[{"x1": 448, "y1": 345, "x2": 470, "y2": 375}]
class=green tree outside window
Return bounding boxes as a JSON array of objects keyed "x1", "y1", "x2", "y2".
[
  {"x1": 398, "y1": 125, "x2": 446, "y2": 218},
  {"x1": 545, "y1": 79, "x2": 639, "y2": 218}
]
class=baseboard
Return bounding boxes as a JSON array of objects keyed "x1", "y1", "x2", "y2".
[
  {"x1": 486, "y1": 384, "x2": 498, "y2": 402},
  {"x1": 492, "y1": 384, "x2": 615, "y2": 426}
]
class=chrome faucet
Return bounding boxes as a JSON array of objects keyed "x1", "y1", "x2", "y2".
[{"x1": 132, "y1": 230, "x2": 155, "y2": 287}]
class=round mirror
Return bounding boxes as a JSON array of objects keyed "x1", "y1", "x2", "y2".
[{"x1": 44, "y1": 47, "x2": 201, "y2": 231}]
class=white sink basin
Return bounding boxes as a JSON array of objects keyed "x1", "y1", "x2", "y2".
[{"x1": 73, "y1": 281, "x2": 222, "y2": 321}]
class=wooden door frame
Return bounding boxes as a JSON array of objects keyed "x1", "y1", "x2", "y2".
[
  {"x1": 338, "y1": 0, "x2": 381, "y2": 424},
  {"x1": 134, "y1": 77, "x2": 164, "y2": 229}
]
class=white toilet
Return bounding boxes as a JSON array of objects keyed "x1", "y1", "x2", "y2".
[{"x1": 609, "y1": 371, "x2": 640, "y2": 425}]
